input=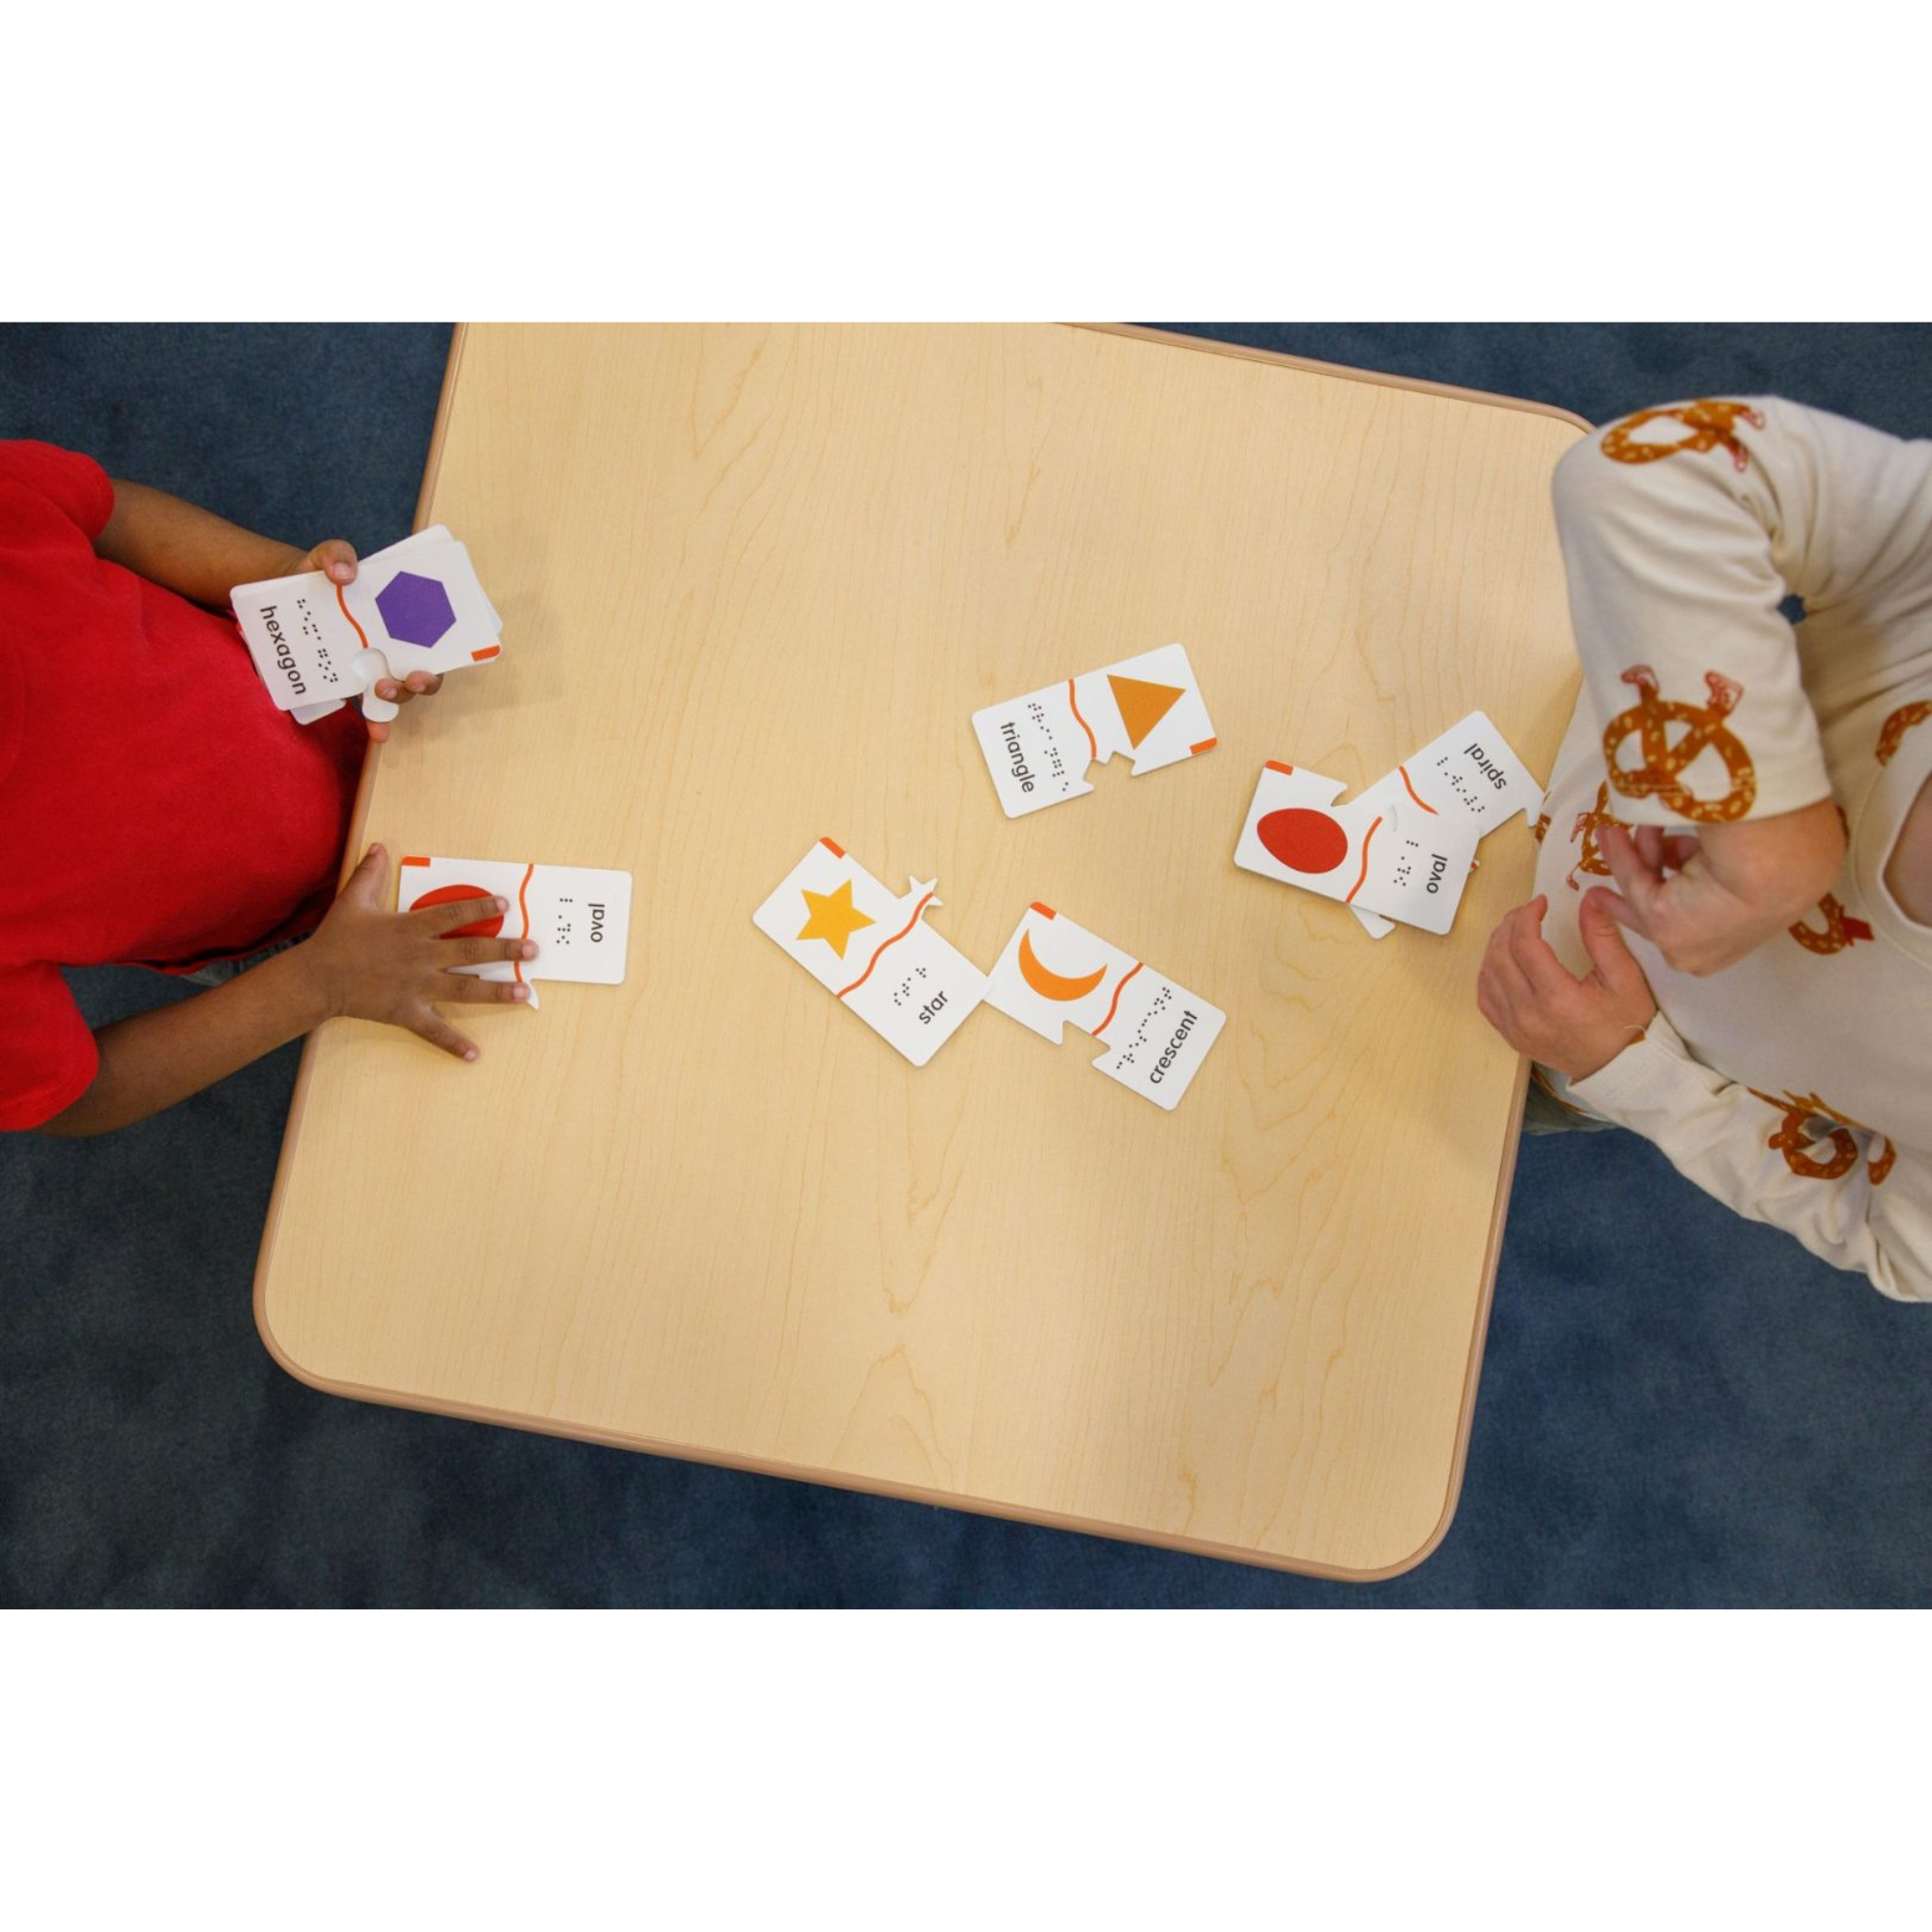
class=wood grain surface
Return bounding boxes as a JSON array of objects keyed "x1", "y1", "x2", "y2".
[{"x1": 255, "y1": 324, "x2": 1585, "y2": 1577}]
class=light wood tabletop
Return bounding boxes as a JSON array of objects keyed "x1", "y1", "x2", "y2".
[{"x1": 255, "y1": 324, "x2": 1586, "y2": 1578}]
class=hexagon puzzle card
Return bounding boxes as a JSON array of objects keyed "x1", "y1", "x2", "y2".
[{"x1": 232, "y1": 525, "x2": 503, "y2": 725}]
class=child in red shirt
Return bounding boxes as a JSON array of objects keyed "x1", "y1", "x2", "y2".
[{"x1": 1, "y1": 440, "x2": 535, "y2": 1136}]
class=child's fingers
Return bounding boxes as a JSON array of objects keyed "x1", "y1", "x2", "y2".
[
  {"x1": 1504, "y1": 898, "x2": 1571, "y2": 998},
  {"x1": 310, "y1": 538, "x2": 358, "y2": 583},
  {"x1": 1577, "y1": 888, "x2": 1647, "y2": 993},
  {"x1": 433, "y1": 973, "x2": 532, "y2": 1005},
  {"x1": 1480, "y1": 923, "x2": 1534, "y2": 1009},
  {"x1": 411, "y1": 1011, "x2": 479, "y2": 1061},
  {"x1": 364, "y1": 717, "x2": 391, "y2": 744},
  {"x1": 416, "y1": 894, "x2": 511, "y2": 935},
  {"x1": 1598, "y1": 825, "x2": 1668, "y2": 931},
  {"x1": 371, "y1": 672, "x2": 443, "y2": 708},
  {"x1": 342, "y1": 842, "x2": 390, "y2": 904},
  {"x1": 439, "y1": 934, "x2": 539, "y2": 969}
]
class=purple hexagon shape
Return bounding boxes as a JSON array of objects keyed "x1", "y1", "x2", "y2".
[{"x1": 375, "y1": 571, "x2": 456, "y2": 648}]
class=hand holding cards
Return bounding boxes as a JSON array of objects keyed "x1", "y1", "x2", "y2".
[{"x1": 232, "y1": 526, "x2": 503, "y2": 725}]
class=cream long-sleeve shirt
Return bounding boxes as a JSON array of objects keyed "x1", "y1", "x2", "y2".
[{"x1": 1531, "y1": 396, "x2": 1932, "y2": 1301}]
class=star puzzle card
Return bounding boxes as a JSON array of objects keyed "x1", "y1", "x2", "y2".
[
  {"x1": 982, "y1": 902, "x2": 1225, "y2": 1110},
  {"x1": 231, "y1": 526, "x2": 503, "y2": 724},
  {"x1": 753, "y1": 838, "x2": 987, "y2": 1067},
  {"x1": 399, "y1": 854, "x2": 633, "y2": 1010},
  {"x1": 972, "y1": 642, "x2": 1216, "y2": 818}
]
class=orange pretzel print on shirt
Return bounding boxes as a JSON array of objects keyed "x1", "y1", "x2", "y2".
[
  {"x1": 1748, "y1": 1090, "x2": 1895, "y2": 1185},
  {"x1": 1602, "y1": 666, "x2": 1757, "y2": 823},
  {"x1": 1530, "y1": 810, "x2": 1551, "y2": 846},
  {"x1": 1788, "y1": 894, "x2": 1874, "y2": 955},
  {"x1": 1876, "y1": 699, "x2": 1932, "y2": 767},
  {"x1": 1600, "y1": 400, "x2": 1766, "y2": 472},
  {"x1": 1566, "y1": 781, "x2": 1622, "y2": 890}
]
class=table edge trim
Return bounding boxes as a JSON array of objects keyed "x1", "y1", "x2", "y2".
[{"x1": 1070, "y1": 323, "x2": 1598, "y2": 434}]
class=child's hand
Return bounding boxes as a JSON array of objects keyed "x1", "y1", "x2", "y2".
[
  {"x1": 360, "y1": 667, "x2": 444, "y2": 745},
  {"x1": 1595, "y1": 799, "x2": 1845, "y2": 977},
  {"x1": 277, "y1": 539, "x2": 443, "y2": 743},
  {"x1": 284, "y1": 537, "x2": 359, "y2": 587},
  {"x1": 295, "y1": 843, "x2": 537, "y2": 1062},
  {"x1": 1476, "y1": 892, "x2": 1658, "y2": 1080}
]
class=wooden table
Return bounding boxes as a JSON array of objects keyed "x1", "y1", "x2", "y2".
[{"x1": 255, "y1": 325, "x2": 1585, "y2": 1578}]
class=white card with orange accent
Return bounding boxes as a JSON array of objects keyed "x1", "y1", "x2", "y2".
[
  {"x1": 753, "y1": 838, "x2": 987, "y2": 1066},
  {"x1": 982, "y1": 902, "x2": 1225, "y2": 1110},
  {"x1": 1234, "y1": 761, "x2": 1479, "y2": 935},
  {"x1": 972, "y1": 642, "x2": 1217, "y2": 817},
  {"x1": 398, "y1": 855, "x2": 632, "y2": 1010},
  {"x1": 232, "y1": 526, "x2": 503, "y2": 724},
  {"x1": 1359, "y1": 711, "x2": 1542, "y2": 838}
]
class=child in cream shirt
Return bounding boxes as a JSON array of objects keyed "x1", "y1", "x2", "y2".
[{"x1": 1476, "y1": 397, "x2": 1932, "y2": 1301}]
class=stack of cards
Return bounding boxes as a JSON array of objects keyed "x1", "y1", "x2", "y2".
[
  {"x1": 972, "y1": 642, "x2": 1216, "y2": 817},
  {"x1": 232, "y1": 525, "x2": 503, "y2": 726},
  {"x1": 400, "y1": 855, "x2": 633, "y2": 1010},
  {"x1": 1234, "y1": 712, "x2": 1543, "y2": 935}
]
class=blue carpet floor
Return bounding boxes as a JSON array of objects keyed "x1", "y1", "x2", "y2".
[{"x1": 4, "y1": 323, "x2": 1929, "y2": 1606}]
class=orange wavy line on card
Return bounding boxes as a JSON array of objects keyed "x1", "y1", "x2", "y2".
[
  {"x1": 1091, "y1": 960, "x2": 1143, "y2": 1041},
  {"x1": 334, "y1": 582, "x2": 372, "y2": 653},
  {"x1": 837, "y1": 891, "x2": 934, "y2": 1000},
  {"x1": 1344, "y1": 817, "x2": 1383, "y2": 905},
  {"x1": 1066, "y1": 678, "x2": 1097, "y2": 760},
  {"x1": 1264, "y1": 760, "x2": 1295, "y2": 775},
  {"x1": 514, "y1": 862, "x2": 534, "y2": 984},
  {"x1": 820, "y1": 837, "x2": 846, "y2": 858},
  {"x1": 470, "y1": 645, "x2": 500, "y2": 662},
  {"x1": 1189, "y1": 738, "x2": 1217, "y2": 755},
  {"x1": 401, "y1": 856, "x2": 429, "y2": 867},
  {"x1": 1398, "y1": 765, "x2": 1438, "y2": 813},
  {"x1": 1031, "y1": 901, "x2": 1057, "y2": 919}
]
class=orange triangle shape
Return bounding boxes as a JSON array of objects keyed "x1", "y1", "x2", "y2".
[{"x1": 1108, "y1": 673, "x2": 1184, "y2": 750}]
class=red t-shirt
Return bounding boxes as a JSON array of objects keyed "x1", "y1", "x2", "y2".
[{"x1": 0, "y1": 440, "x2": 365, "y2": 1129}]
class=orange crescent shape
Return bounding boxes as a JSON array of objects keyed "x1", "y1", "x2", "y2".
[{"x1": 1017, "y1": 928, "x2": 1109, "y2": 1003}]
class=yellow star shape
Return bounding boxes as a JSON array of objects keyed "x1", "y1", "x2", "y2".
[{"x1": 797, "y1": 878, "x2": 874, "y2": 958}]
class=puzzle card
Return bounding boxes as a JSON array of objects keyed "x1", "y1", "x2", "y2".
[
  {"x1": 753, "y1": 838, "x2": 986, "y2": 1067},
  {"x1": 972, "y1": 642, "x2": 1216, "y2": 818},
  {"x1": 1234, "y1": 760, "x2": 1479, "y2": 935},
  {"x1": 1353, "y1": 711, "x2": 1542, "y2": 838},
  {"x1": 231, "y1": 526, "x2": 503, "y2": 724},
  {"x1": 982, "y1": 902, "x2": 1224, "y2": 1110},
  {"x1": 399, "y1": 855, "x2": 633, "y2": 1009}
]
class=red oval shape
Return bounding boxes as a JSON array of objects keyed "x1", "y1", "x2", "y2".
[
  {"x1": 408, "y1": 880, "x2": 506, "y2": 940},
  {"x1": 1258, "y1": 807, "x2": 1349, "y2": 875}
]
